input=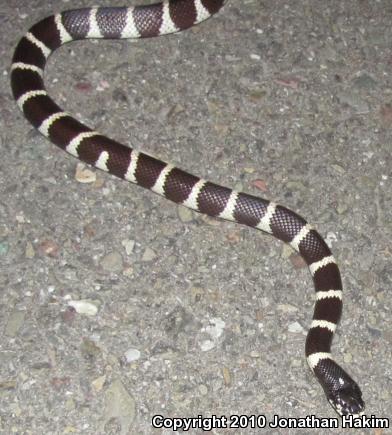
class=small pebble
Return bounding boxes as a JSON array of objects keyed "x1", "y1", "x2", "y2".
[
  {"x1": 104, "y1": 380, "x2": 135, "y2": 432},
  {"x1": 124, "y1": 348, "x2": 141, "y2": 363},
  {"x1": 325, "y1": 232, "x2": 338, "y2": 246},
  {"x1": 121, "y1": 239, "x2": 135, "y2": 255},
  {"x1": 288, "y1": 322, "x2": 305, "y2": 333},
  {"x1": 204, "y1": 317, "x2": 225, "y2": 339},
  {"x1": 37, "y1": 239, "x2": 59, "y2": 258},
  {"x1": 336, "y1": 202, "x2": 349, "y2": 215},
  {"x1": 200, "y1": 340, "x2": 215, "y2": 352},
  {"x1": 101, "y1": 251, "x2": 123, "y2": 272},
  {"x1": 199, "y1": 384, "x2": 208, "y2": 395},
  {"x1": 251, "y1": 178, "x2": 268, "y2": 192},
  {"x1": 277, "y1": 304, "x2": 298, "y2": 313},
  {"x1": 75, "y1": 162, "x2": 96, "y2": 183},
  {"x1": 222, "y1": 367, "x2": 231, "y2": 386},
  {"x1": 15, "y1": 213, "x2": 26, "y2": 223},
  {"x1": 243, "y1": 167, "x2": 255, "y2": 174},
  {"x1": 142, "y1": 247, "x2": 157, "y2": 262},
  {"x1": 80, "y1": 338, "x2": 101, "y2": 359},
  {"x1": 190, "y1": 286, "x2": 204, "y2": 303},
  {"x1": 0, "y1": 241, "x2": 10, "y2": 256},
  {"x1": 65, "y1": 399, "x2": 76, "y2": 411},
  {"x1": 25, "y1": 241, "x2": 35, "y2": 258},
  {"x1": 68, "y1": 300, "x2": 98, "y2": 316},
  {"x1": 122, "y1": 266, "x2": 134, "y2": 277},
  {"x1": 92, "y1": 375, "x2": 106, "y2": 392},
  {"x1": 343, "y1": 353, "x2": 353, "y2": 364},
  {"x1": 178, "y1": 205, "x2": 193, "y2": 222},
  {"x1": 331, "y1": 163, "x2": 345, "y2": 174},
  {"x1": 5, "y1": 311, "x2": 25, "y2": 337}
]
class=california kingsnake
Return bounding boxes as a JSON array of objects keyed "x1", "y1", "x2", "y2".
[{"x1": 11, "y1": 0, "x2": 364, "y2": 416}]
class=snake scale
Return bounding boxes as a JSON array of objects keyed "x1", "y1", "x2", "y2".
[{"x1": 11, "y1": 0, "x2": 364, "y2": 416}]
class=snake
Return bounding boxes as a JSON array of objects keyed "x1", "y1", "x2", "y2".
[{"x1": 10, "y1": 0, "x2": 365, "y2": 416}]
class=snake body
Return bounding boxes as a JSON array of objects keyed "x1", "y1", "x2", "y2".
[{"x1": 11, "y1": 0, "x2": 364, "y2": 416}]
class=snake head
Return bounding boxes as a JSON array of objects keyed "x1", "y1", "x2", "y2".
[
  {"x1": 327, "y1": 383, "x2": 365, "y2": 416},
  {"x1": 314, "y1": 357, "x2": 365, "y2": 416}
]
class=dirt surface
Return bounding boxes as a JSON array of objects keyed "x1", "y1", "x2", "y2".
[{"x1": 1, "y1": 0, "x2": 391, "y2": 434}]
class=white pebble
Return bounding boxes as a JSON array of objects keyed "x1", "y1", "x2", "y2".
[
  {"x1": 68, "y1": 300, "x2": 98, "y2": 316},
  {"x1": 124, "y1": 348, "x2": 141, "y2": 363},
  {"x1": 288, "y1": 322, "x2": 304, "y2": 333},
  {"x1": 325, "y1": 232, "x2": 338, "y2": 247},
  {"x1": 122, "y1": 239, "x2": 135, "y2": 255},
  {"x1": 204, "y1": 317, "x2": 226, "y2": 339},
  {"x1": 200, "y1": 340, "x2": 215, "y2": 352}
]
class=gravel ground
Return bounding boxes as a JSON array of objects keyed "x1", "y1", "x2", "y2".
[{"x1": 1, "y1": 0, "x2": 391, "y2": 434}]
